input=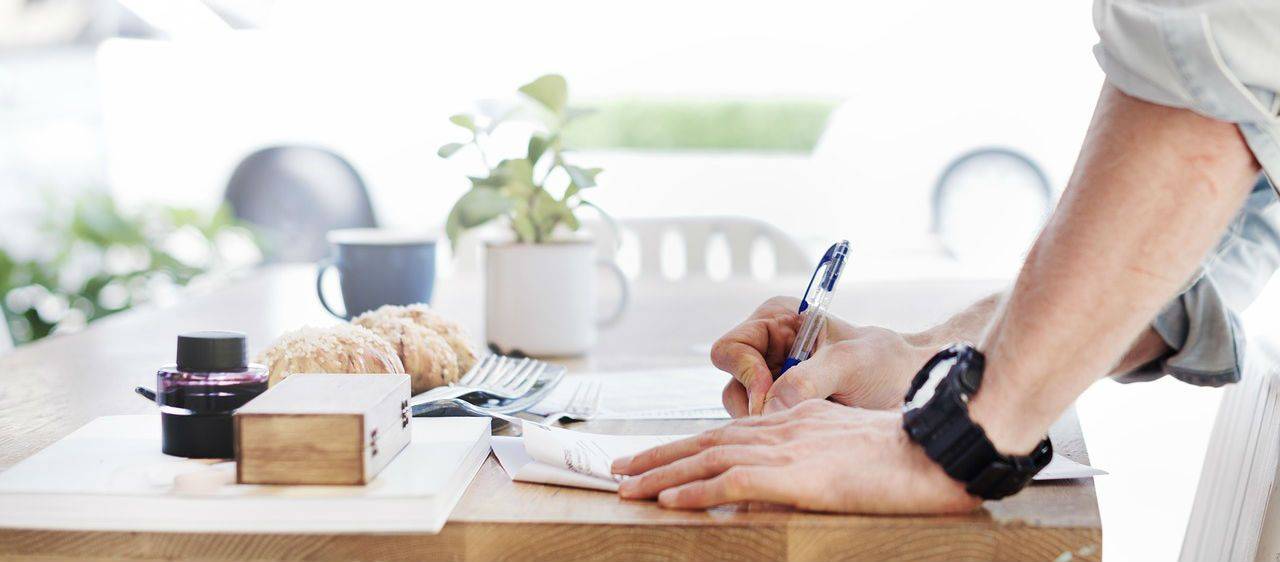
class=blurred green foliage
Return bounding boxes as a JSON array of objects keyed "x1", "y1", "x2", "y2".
[
  {"x1": 563, "y1": 99, "x2": 838, "y2": 152},
  {"x1": 0, "y1": 191, "x2": 259, "y2": 346}
]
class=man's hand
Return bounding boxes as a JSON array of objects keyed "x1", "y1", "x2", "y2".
[
  {"x1": 611, "y1": 400, "x2": 978, "y2": 513},
  {"x1": 710, "y1": 296, "x2": 934, "y2": 416},
  {"x1": 762, "y1": 327, "x2": 934, "y2": 413}
]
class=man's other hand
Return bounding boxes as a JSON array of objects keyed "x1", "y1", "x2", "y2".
[{"x1": 612, "y1": 400, "x2": 978, "y2": 514}]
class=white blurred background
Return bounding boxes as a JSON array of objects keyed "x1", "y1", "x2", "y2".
[
  {"x1": 2, "y1": 1, "x2": 1268, "y2": 560},
  {"x1": 2, "y1": 0, "x2": 1104, "y2": 275}
]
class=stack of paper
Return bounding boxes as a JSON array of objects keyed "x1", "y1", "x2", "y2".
[
  {"x1": 530, "y1": 367, "x2": 732, "y2": 420},
  {"x1": 491, "y1": 421, "x2": 1103, "y2": 493},
  {"x1": 0, "y1": 415, "x2": 490, "y2": 534},
  {"x1": 1181, "y1": 344, "x2": 1280, "y2": 562}
]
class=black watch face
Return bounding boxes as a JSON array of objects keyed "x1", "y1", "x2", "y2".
[{"x1": 903, "y1": 356, "x2": 956, "y2": 412}]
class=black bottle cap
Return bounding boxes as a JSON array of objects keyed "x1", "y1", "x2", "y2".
[{"x1": 176, "y1": 331, "x2": 248, "y2": 372}]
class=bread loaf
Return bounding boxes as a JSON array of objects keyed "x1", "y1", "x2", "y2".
[
  {"x1": 255, "y1": 324, "x2": 405, "y2": 387},
  {"x1": 353, "y1": 304, "x2": 479, "y2": 382},
  {"x1": 352, "y1": 314, "x2": 460, "y2": 393}
]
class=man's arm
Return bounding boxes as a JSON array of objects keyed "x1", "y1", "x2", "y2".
[
  {"x1": 611, "y1": 85, "x2": 1262, "y2": 513},
  {"x1": 758, "y1": 174, "x2": 1279, "y2": 412},
  {"x1": 970, "y1": 84, "x2": 1260, "y2": 453},
  {"x1": 749, "y1": 290, "x2": 1171, "y2": 414},
  {"x1": 904, "y1": 292, "x2": 1171, "y2": 376}
]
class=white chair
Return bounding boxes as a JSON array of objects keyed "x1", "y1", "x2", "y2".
[
  {"x1": 448, "y1": 216, "x2": 812, "y2": 281},
  {"x1": 584, "y1": 216, "x2": 811, "y2": 281}
]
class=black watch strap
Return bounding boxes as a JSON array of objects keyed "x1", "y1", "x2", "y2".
[
  {"x1": 905, "y1": 406, "x2": 1053, "y2": 499},
  {"x1": 902, "y1": 344, "x2": 1053, "y2": 500}
]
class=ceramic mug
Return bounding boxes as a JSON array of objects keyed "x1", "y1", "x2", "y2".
[
  {"x1": 315, "y1": 229, "x2": 437, "y2": 319},
  {"x1": 484, "y1": 239, "x2": 629, "y2": 357}
]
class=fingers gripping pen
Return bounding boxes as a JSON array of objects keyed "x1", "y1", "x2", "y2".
[{"x1": 777, "y1": 240, "x2": 850, "y2": 379}]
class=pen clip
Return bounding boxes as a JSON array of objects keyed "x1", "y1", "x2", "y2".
[{"x1": 797, "y1": 243, "x2": 839, "y2": 313}]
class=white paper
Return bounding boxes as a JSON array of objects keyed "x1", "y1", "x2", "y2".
[
  {"x1": 530, "y1": 367, "x2": 732, "y2": 420},
  {"x1": 0, "y1": 415, "x2": 490, "y2": 534},
  {"x1": 491, "y1": 437, "x2": 622, "y2": 491},
  {"x1": 1036, "y1": 451, "x2": 1108, "y2": 480},
  {"x1": 490, "y1": 422, "x2": 1102, "y2": 494},
  {"x1": 491, "y1": 423, "x2": 682, "y2": 491}
]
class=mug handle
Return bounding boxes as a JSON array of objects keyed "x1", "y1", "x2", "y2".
[
  {"x1": 315, "y1": 258, "x2": 348, "y2": 319},
  {"x1": 596, "y1": 258, "x2": 630, "y2": 328}
]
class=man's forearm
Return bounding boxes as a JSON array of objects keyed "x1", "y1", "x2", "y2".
[
  {"x1": 906, "y1": 293, "x2": 1003, "y2": 348},
  {"x1": 907, "y1": 292, "x2": 1171, "y2": 377},
  {"x1": 968, "y1": 85, "x2": 1259, "y2": 453}
]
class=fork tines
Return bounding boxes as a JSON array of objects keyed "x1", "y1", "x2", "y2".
[{"x1": 460, "y1": 355, "x2": 546, "y2": 397}]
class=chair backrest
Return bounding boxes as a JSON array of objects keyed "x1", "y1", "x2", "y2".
[
  {"x1": 449, "y1": 216, "x2": 810, "y2": 280},
  {"x1": 224, "y1": 146, "x2": 377, "y2": 263},
  {"x1": 585, "y1": 216, "x2": 811, "y2": 281}
]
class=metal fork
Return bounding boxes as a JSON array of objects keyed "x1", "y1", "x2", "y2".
[
  {"x1": 419, "y1": 398, "x2": 530, "y2": 427},
  {"x1": 410, "y1": 355, "x2": 546, "y2": 406},
  {"x1": 541, "y1": 380, "x2": 603, "y2": 425}
]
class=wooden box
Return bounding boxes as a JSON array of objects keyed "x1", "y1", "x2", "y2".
[{"x1": 234, "y1": 374, "x2": 412, "y2": 485}]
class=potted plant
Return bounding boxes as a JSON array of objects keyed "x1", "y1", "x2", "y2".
[{"x1": 439, "y1": 74, "x2": 628, "y2": 357}]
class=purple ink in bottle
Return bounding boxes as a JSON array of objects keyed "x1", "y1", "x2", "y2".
[{"x1": 154, "y1": 331, "x2": 268, "y2": 458}]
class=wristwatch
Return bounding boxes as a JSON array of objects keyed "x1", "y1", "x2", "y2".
[{"x1": 901, "y1": 343, "x2": 1053, "y2": 500}]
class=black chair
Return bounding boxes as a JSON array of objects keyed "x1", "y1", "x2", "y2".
[{"x1": 224, "y1": 146, "x2": 377, "y2": 262}]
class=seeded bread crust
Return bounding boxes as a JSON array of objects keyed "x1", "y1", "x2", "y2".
[
  {"x1": 353, "y1": 304, "x2": 479, "y2": 377},
  {"x1": 255, "y1": 324, "x2": 406, "y2": 387},
  {"x1": 352, "y1": 314, "x2": 460, "y2": 393}
]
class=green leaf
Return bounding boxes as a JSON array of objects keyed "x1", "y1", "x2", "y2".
[
  {"x1": 563, "y1": 164, "x2": 602, "y2": 189},
  {"x1": 489, "y1": 158, "x2": 536, "y2": 199},
  {"x1": 458, "y1": 189, "x2": 514, "y2": 227},
  {"x1": 528, "y1": 191, "x2": 582, "y2": 240},
  {"x1": 529, "y1": 191, "x2": 557, "y2": 229},
  {"x1": 578, "y1": 199, "x2": 620, "y2": 250},
  {"x1": 518, "y1": 74, "x2": 568, "y2": 116},
  {"x1": 437, "y1": 142, "x2": 465, "y2": 158},
  {"x1": 562, "y1": 203, "x2": 581, "y2": 231},
  {"x1": 445, "y1": 208, "x2": 463, "y2": 251},
  {"x1": 563, "y1": 183, "x2": 581, "y2": 200},
  {"x1": 527, "y1": 134, "x2": 553, "y2": 165},
  {"x1": 492, "y1": 159, "x2": 534, "y2": 186},
  {"x1": 469, "y1": 175, "x2": 504, "y2": 189},
  {"x1": 511, "y1": 212, "x2": 537, "y2": 243},
  {"x1": 444, "y1": 188, "x2": 514, "y2": 249},
  {"x1": 449, "y1": 113, "x2": 476, "y2": 132}
]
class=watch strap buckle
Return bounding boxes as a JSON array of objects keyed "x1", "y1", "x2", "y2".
[{"x1": 963, "y1": 438, "x2": 1054, "y2": 500}]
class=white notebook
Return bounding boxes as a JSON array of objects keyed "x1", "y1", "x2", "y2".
[
  {"x1": 0, "y1": 415, "x2": 490, "y2": 534},
  {"x1": 491, "y1": 421, "x2": 1103, "y2": 493}
]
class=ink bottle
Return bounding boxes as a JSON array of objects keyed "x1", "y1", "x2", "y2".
[{"x1": 153, "y1": 331, "x2": 268, "y2": 458}]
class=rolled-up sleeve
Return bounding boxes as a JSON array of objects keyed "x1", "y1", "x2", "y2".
[
  {"x1": 1093, "y1": 0, "x2": 1280, "y2": 191},
  {"x1": 1117, "y1": 177, "x2": 1280, "y2": 386}
]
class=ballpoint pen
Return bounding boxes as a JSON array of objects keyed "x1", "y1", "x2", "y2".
[{"x1": 777, "y1": 240, "x2": 850, "y2": 378}]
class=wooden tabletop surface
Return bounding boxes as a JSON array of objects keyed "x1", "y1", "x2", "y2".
[{"x1": 0, "y1": 265, "x2": 1101, "y2": 561}]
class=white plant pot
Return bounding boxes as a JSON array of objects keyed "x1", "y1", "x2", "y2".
[{"x1": 484, "y1": 239, "x2": 629, "y2": 357}]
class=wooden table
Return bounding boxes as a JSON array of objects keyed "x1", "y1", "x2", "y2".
[{"x1": 0, "y1": 265, "x2": 1101, "y2": 561}]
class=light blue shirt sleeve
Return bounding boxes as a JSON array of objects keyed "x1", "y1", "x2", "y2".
[
  {"x1": 1093, "y1": 0, "x2": 1280, "y2": 192},
  {"x1": 1094, "y1": 0, "x2": 1280, "y2": 385},
  {"x1": 1117, "y1": 177, "x2": 1280, "y2": 386}
]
